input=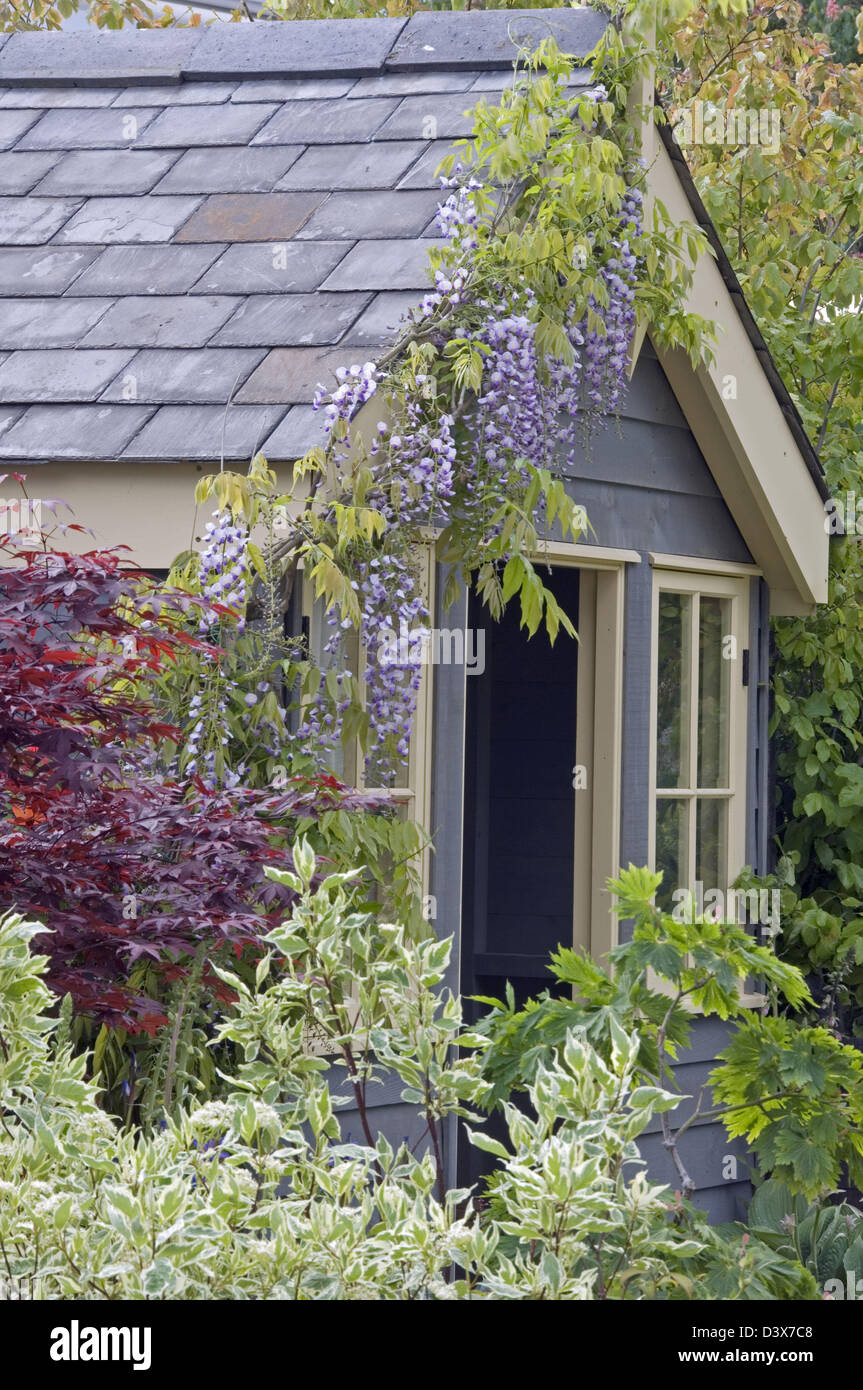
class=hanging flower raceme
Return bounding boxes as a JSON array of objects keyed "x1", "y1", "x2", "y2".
[
  {"x1": 183, "y1": 509, "x2": 251, "y2": 784},
  {"x1": 308, "y1": 362, "x2": 452, "y2": 775},
  {"x1": 582, "y1": 187, "x2": 642, "y2": 418},
  {"x1": 358, "y1": 551, "x2": 428, "y2": 771},
  {"x1": 472, "y1": 307, "x2": 546, "y2": 479},
  {"x1": 198, "y1": 509, "x2": 249, "y2": 634}
]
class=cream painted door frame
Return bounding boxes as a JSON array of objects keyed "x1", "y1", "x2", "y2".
[{"x1": 531, "y1": 542, "x2": 638, "y2": 961}]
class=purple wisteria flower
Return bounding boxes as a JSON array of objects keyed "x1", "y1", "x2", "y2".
[{"x1": 300, "y1": 152, "x2": 642, "y2": 780}]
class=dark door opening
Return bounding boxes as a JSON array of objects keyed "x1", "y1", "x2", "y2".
[
  {"x1": 459, "y1": 565, "x2": 580, "y2": 1187},
  {"x1": 461, "y1": 564, "x2": 580, "y2": 1012}
]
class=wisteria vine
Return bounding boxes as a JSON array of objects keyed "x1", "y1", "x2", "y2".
[
  {"x1": 301, "y1": 120, "x2": 643, "y2": 781},
  {"x1": 173, "y1": 48, "x2": 701, "y2": 793}
]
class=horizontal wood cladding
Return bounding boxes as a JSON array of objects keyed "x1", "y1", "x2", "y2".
[
  {"x1": 558, "y1": 352, "x2": 754, "y2": 565},
  {"x1": 568, "y1": 481, "x2": 752, "y2": 563}
]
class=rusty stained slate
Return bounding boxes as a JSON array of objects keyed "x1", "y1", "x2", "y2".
[{"x1": 174, "y1": 191, "x2": 324, "y2": 243}]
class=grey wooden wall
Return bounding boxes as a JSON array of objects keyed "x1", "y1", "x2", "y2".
[
  {"x1": 333, "y1": 344, "x2": 770, "y2": 1225},
  {"x1": 564, "y1": 344, "x2": 766, "y2": 1223}
]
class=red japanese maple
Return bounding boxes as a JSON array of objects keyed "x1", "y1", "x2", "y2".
[{"x1": 0, "y1": 538, "x2": 380, "y2": 1031}]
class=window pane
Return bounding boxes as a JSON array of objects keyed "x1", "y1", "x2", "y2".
[
  {"x1": 698, "y1": 596, "x2": 731, "y2": 788},
  {"x1": 365, "y1": 748, "x2": 411, "y2": 790},
  {"x1": 696, "y1": 797, "x2": 728, "y2": 894},
  {"x1": 655, "y1": 798, "x2": 688, "y2": 910},
  {"x1": 656, "y1": 592, "x2": 692, "y2": 788}
]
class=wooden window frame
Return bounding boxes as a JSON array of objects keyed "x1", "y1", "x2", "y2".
[
  {"x1": 647, "y1": 565, "x2": 750, "y2": 906},
  {"x1": 301, "y1": 541, "x2": 436, "y2": 901}
]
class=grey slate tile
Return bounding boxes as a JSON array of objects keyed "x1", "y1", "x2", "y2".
[
  {"x1": 54, "y1": 195, "x2": 202, "y2": 244},
  {"x1": 66, "y1": 244, "x2": 223, "y2": 297},
  {"x1": 0, "y1": 403, "x2": 157, "y2": 460},
  {"x1": 0, "y1": 150, "x2": 59, "y2": 194},
  {"x1": 0, "y1": 108, "x2": 39, "y2": 149},
  {"x1": 262, "y1": 404, "x2": 328, "y2": 460},
  {"x1": 235, "y1": 345, "x2": 361, "y2": 405},
  {"x1": 373, "y1": 92, "x2": 480, "y2": 141},
  {"x1": 232, "y1": 78, "x2": 356, "y2": 103},
  {"x1": 16, "y1": 107, "x2": 159, "y2": 150},
  {"x1": 0, "y1": 246, "x2": 98, "y2": 295},
  {"x1": 0, "y1": 405, "x2": 25, "y2": 439},
  {"x1": 252, "y1": 97, "x2": 397, "y2": 147},
  {"x1": 276, "y1": 140, "x2": 425, "y2": 191},
  {"x1": 153, "y1": 145, "x2": 302, "y2": 195},
  {"x1": 321, "y1": 238, "x2": 441, "y2": 291},
  {"x1": 112, "y1": 82, "x2": 237, "y2": 107},
  {"x1": 0, "y1": 196, "x2": 81, "y2": 245},
  {"x1": 81, "y1": 295, "x2": 241, "y2": 349},
  {"x1": 350, "y1": 72, "x2": 478, "y2": 98},
  {"x1": 0, "y1": 86, "x2": 122, "y2": 108},
  {"x1": 100, "y1": 347, "x2": 266, "y2": 404},
  {"x1": 469, "y1": 66, "x2": 592, "y2": 89},
  {"x1": 191, "y1": 241, "x2": 349, "y2": 296},
  {"x1": 346, "y1": 290, "x2": 422, "y2": 346},
  {"x1": 386, "y1": 10, "x2": 609, "y2": 71},
  {"x1": 0, "y1": 348, "x2": 134, "y2": 402},
  {"x1": 0, "y1": 29, "x2": 206, "y2": 86},
  {"x1": 190, "y1": 19, "x2": 406, "y2": 80},
  {"x1": 138, "y1": 102, "x2": 277, "y2": 148},
  {"x1": 174, "y1": 191, "x2": 323, "y2": 243},
  {"x1": 0, "y1": 297, "x2": 113, "y2": 349},
  {"x1": 212, "y1": 292, "x2": 371, "y2": 348},
  {"x1": 123, "y1": 403, "x2": 288, "y2": 461},
  {"x1": 395, "y1": 139, "x2": 471, "y2": 188},
  {"x1": 295, "y1": 189, "x2": 441, "y2": 241},
  {"x1": 35, "y1": 149, "x2": 180, "y2": 196}
]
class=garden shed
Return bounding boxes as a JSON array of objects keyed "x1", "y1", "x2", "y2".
[{"x1": 0, "y1": 7, "x2": 830, "y2": 1218}]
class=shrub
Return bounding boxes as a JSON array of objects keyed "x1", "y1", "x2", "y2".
[{"x1": 0, "y1": 853, "x2": 816, "y2": 1301}]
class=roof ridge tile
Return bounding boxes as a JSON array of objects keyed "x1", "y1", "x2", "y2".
[{"x1": 0, "y1": 11, "x2": 603, "y2": 88}]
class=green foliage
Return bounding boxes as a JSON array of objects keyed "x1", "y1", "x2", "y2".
[
  {"x1": 477, "y1": 866, "x2": 863, "y2": 1203},
  {"x1": 0, "y1": 881, "x2": 817, "y2": 1300},
  {"x1": 799, "y1": 0, "x2": 862, "y2": 66},
  {"x1": 733, "y1": 863, "x2": 863, "y2": 1030},
  {"x1": 737, "y1": 1177, "x2": 863, "y2": 1293},
  {"x1": 471, "y1": 1022, "x2": 738, "y2": 1300},
  {"x1": 607, "y1": 867, "x2": 810, "y2": 1017},
  {"x1": 476, "y1": 865, "x2": 811, "y2": 1109},
  {"x1": 0, "y1": 0, "x2": 203, "y2": 32},
  {"x1": 669, "y1": 2, "x2": 863, "y2": 1026},
  {"x1": 711, "y1": 1016, "x2": 863, "y2": 1199}
]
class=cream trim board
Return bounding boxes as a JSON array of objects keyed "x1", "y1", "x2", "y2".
[
  {"x1": 542, "y1": 543, "x2": 625, "y2": 962},
  {"x1": 533, "y1": 540, "x2": 642, "y2": 569},
  {"x1": 647, "y1": 568, "x2": 750, "y2": 906},
  {"x1": 648, "y1": 552, "x2": 762, "y2": 579},
  {"x1": 769, "y1": 587, "x2": 817, "y2": 618},
  {"x1": 573, "y1": 569, "x2": 596, "y2": 955},
  {"x1": 590, "y1": 565, "x2": 625, "y2": 959},
  {"x1": 648, "y1": 134, "x2": 828, "y2": 610}
]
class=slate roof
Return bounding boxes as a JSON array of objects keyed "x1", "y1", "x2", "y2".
[{"x1": 0, "y1": 9, "x2": 605, "y2": 464}]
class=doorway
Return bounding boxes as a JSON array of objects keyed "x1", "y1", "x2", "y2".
[{"x1": 460, "y1": 564, "x2": 581, "y2": 1014}]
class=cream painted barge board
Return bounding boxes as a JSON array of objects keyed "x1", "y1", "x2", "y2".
[{"x1": 649, "y1": 135, "x2": 828, "y2": 610}]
